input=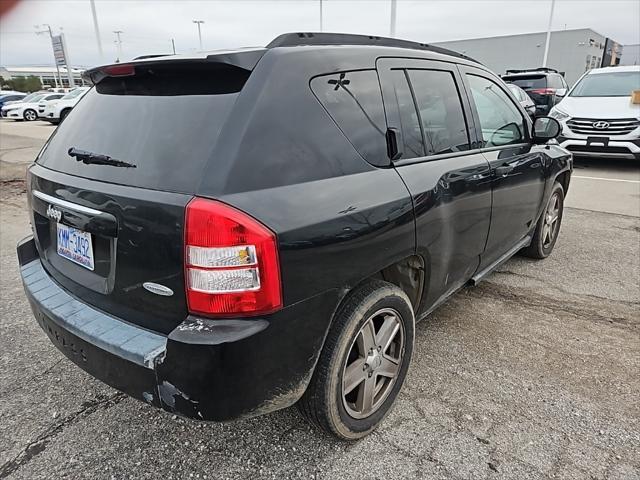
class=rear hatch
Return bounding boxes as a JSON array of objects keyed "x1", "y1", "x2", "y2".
[
  {"x1": 502, "y1": 74, "x2": 549, "y2": 107},
  {"x1": 29, "y1": 58, "x2": 254, "y2": 334}
]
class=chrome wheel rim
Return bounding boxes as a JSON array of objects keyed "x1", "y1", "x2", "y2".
[
  {"x1": 342, "y1": 307, "x2": 405, "y2": 419},
  {"x1": 25, "y1": 110, "x2": 36, "y2": 121},
  {"x1": 542, "y1": 192, "x2": 561, "y2": 248}
]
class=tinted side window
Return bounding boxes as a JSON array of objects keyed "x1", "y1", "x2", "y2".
[
  {"x1": 408, "y1": 69, "x2": 470, "y2": 155},
  {"x1": 466, "y1": 74, "x2": 526, "y2": 148},
  {"x1": 311, "y1": 70, "x2": 387, "y2": 165},
  {"x1": 389, "y1": 70, "x2": 424, "y2": 159}
]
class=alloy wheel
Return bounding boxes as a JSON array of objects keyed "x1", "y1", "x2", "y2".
[
  {"x1": 342, "y1": 307, "x2": 405, "y2": 419},
  {"x1": 542, "y1": 192, "x2": 561, "y2": 248},
  {"x1": 24, "y1": 110, "x2": 36, "y2": 121}
]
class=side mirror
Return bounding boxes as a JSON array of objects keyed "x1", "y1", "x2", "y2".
[
  {"x1": 532, "y1": 117, "x2": 561, "y2": 144},
  {"x1": 555, "y1": 88, "x2": 567, "y2": 98}
]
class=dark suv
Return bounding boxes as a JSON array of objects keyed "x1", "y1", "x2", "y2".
[
  {"x1": 502, "y1": 67, "x2": 569, "y2": 116},
  {"x1": 18, "y1": 33, "x2": 572, "y2": 440}
]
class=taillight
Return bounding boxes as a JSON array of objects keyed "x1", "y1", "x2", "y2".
[
  {"x1": 184, "y1": 197, "x2": 282, "y2": 317},
  {"x1": 530, "y1": 88, "x2": 556, "y2": 95}
]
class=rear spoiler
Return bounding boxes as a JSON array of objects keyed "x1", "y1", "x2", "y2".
[
  {"x1": 504, "y1": 67, "x2": 559, "y2": 75},
  {"x1": 82, "y1": 49, "x2": 267, "y2": 84}
]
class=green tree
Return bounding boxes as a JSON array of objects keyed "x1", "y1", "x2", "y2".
[{"x1": 0, "y1": 75, "x2": 42, "y2": 92}]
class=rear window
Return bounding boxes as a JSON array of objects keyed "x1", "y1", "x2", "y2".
[
  {"x1": 37, "y1": 62, "x2": 249, "y2": 193},
  {"x1": 311, "y1": 70, "x2": 388, "y2": 166},
  {"x1": 503, "y1": 75, "x2": 547, "y2": 90}
]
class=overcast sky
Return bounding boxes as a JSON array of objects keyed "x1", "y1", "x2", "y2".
[{"x1": 1, "y1": 0, "x2": 639, "y2": 67}]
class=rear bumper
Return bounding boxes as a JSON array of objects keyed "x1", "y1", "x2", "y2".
[{"x1": 18, "y1": 236, "x2": 338, "y2": 421}]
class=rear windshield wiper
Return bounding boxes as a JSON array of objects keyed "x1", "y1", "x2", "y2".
[{"x1": 68, "y1": 147, "x2": 136, "y2": 168}]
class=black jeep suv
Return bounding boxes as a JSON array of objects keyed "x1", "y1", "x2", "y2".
[{"x1": 18, "y1": 33, "x2": 572, "y2": 440}]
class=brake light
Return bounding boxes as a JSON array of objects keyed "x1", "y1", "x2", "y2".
[
  {"x1": 530, "y1": 88, "x2": 556, "y2": 95},
  {"x1": 184, "y1": 197, "x2": 282, "y2": 317},
  {"x1": 103, "y1": 64, "x2": 135, "y2": 77}
]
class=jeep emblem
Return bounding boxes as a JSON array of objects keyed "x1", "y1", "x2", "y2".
[{"x1": 46, "y1": 204, "x2": 62, "y2": 222}]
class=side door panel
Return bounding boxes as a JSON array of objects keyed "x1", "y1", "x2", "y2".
[
  {"x1": 378, "y1": 58, "x2": 492, "y2": 315},
  {"x1": 459, "y1": 66, "x2": 547, "y2": 270}
]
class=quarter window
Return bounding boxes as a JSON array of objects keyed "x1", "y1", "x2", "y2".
[
  {"x1": 311, "y1": 70, "x2": 387, "y2": 165},
  {"x1": 408, "y1": 69, "x2": 470, "y2": 155},
  {"x1": 466, "y1": 74, "x2": 526, "y2": 148}
]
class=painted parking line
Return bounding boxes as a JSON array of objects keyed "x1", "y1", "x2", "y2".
[{"x1": 572, "y1": 175, "x2": 640, "y2": 184}]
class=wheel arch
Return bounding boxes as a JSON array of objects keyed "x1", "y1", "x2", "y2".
[
  {"x1": 334, "y1": 254, "x2": 426, "y2": 322},
  {"x1": 555, "y1": 169, "x2": 571, "y2": 195}
]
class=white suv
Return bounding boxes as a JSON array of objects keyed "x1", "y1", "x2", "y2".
[
  {"x1": 41, "y1": 87, "x2": 90, "y2": 124},
  {"x1": 549, "y1": 66, "x2": 640, "y2": 160}
]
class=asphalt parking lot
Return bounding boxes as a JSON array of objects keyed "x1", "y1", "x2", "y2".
[{"x1": 0, "y1": 119, "x2": 638, "y2": 480}]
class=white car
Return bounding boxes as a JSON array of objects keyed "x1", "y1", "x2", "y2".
[
  {"x1": 41, "y1": 87, "x2": 90, "y2": 124},
  {"x1": 549, "y1": 65, "x2": 640, "y2": 160},
  {"x1": 3, "y1": 92, "x2": 65, "y2": 121}
]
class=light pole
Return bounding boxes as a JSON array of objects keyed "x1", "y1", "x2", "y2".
[
  {"x1": 89, "y1": 0, "x2": 104, "y2": 60},
  {"x1": 319, "y1": 0, "x2": 323, "y2": 32},
  {"x1": 542, "y1": 0, "x2": 556, "y2": 67},
  {"x1": 35, "y1": 24, "x2": 62, "y2": 89},
  {"x1": 113, "y1": 30, "x2": 123, "y2": 62},
  {"x1": 390, "y1": 0, "x2": 397, "y2": 38},
  {"x1": 193, "y1": 20, "x2": 204, "y2": 50}
]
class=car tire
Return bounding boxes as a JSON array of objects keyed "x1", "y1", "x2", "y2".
[
  {"x1": 59, "y1": 109, "x2": 71, "y2": 123},
  {"x1": 522, "y1": 182, "x2": 565, "y2": 259},
  {"x1": 297, "y1": 280, "x2": 414, "y2": 440},
  {"x1": 23, "y1": 109, "x2": 37, "y2": 121}
]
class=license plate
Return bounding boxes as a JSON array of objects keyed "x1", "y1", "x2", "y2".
[
  {"x1": 56, "y1": 223, "x2": 94, "y2": 271},
  {"x1": 586, "y1": 136, "x2": 609, "y2": 147}
]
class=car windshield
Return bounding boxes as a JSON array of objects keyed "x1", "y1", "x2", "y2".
[
  {"x1": 20, "y1": 92, "x2": 41, "y2": 103},
  {"x1": 506, "y1": 84, "x2": 523, "y2": 100},
  {"x1": 570, "y1": 71, "x2": 640, "y2": 97},
  {"x1": 62, "y1": 88, "x2": 88, "y2": 100},
  {"x1": 25, "y1": 94, "x2": 45, "y2": 103}
]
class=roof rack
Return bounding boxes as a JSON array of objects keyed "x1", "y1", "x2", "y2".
[
  {"x1": 504, "y1": 67, "x2": 559, "y2": 74},
  {"x1": 266, "y1": 32, "x2": 479, "y2": 63}
]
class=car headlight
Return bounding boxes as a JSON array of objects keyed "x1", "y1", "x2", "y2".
[{"x1": 549, "y1": 108, "x2": 570, "y2": 121}]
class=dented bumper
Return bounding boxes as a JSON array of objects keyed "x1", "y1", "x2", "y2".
[{"x1": 18, "y1": 235, "x2": 337, "y2": 421}]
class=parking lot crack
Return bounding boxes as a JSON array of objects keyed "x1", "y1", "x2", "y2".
[
  {"x1": 0, "y1": 392, "x2": 125, "y2": 478},
  {"x1": 493, "y1": 270, "x2": 640, "y2": 309},
  {"x1": 469, "y1": 281, "x2": 638, "y2": 330}
]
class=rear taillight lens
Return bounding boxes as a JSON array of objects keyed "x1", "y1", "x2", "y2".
[
  {"x1": 185, "y1": 197, "x2": 282, "y2": 317},
  {"x1": 530, "y1": 88, "x2": 556, "y2": 95}
]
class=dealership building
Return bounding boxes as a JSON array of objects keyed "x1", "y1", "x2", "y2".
[
  {"x1": 0, "y1": 65, "x2": 88, "y2": 89},
  {"x1": 434, "y1": 28, "x2": 624, "y2": 85}
]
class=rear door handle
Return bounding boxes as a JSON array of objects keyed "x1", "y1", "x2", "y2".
[{"x1": 494, "y1": 164, "x2": 515, "y2": 176}]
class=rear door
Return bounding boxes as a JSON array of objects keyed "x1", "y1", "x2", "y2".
[
  {"x1": 378, "y1": 58, "x2": 492, "y2": 313},
  {"x1": 29, "y1": 61, "x2": 249, "y2": 334},
  {"x1": 460, "y1": 66, "x2": 546, "y2": 270}
]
